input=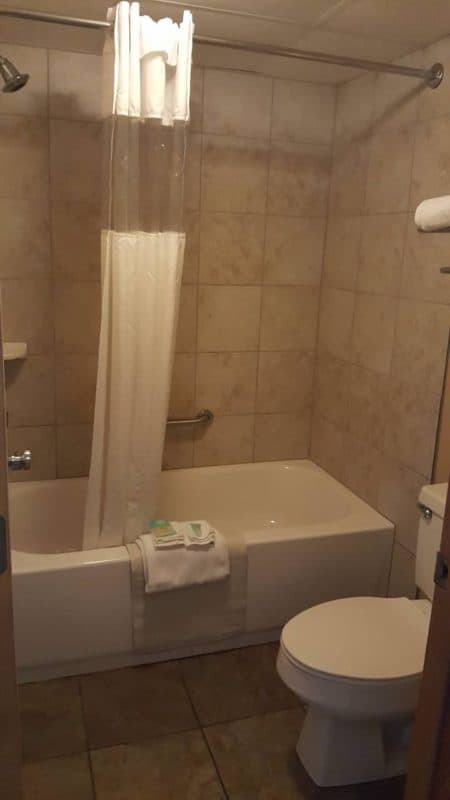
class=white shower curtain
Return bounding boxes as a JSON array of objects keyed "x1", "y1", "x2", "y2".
[{"x1": 83, "y1": 2, "x2": 193, "y2": 549}]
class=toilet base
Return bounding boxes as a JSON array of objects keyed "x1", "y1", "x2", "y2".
[{"x1": 297, "y1": 707, "x2": 412, "y2": 787}]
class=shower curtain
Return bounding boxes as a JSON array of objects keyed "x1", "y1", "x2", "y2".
[{"x1": 83, "y1": 2, "x2": 193, "y2": 549}]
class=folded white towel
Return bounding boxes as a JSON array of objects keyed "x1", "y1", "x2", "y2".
[
  {"x1": 136, "y1": 528, "x2": 230, "y2": 593},
  {"x1": 175, "y1": 520, "x2": 216, "y2": 548},
  {"x1": 415, "y1": 196, "x2": 450, "y2": 231}
]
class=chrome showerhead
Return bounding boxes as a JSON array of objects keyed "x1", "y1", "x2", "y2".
[{"x1": 0, "y1": 55, "x2": 29, "y2": 92}]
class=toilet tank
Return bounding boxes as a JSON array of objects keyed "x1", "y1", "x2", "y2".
[{"x1": 416, "y1": 483, "x2": 448, "y2": 599}]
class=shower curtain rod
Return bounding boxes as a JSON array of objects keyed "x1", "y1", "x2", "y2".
[{"x1": 0, "y1": 5, "x2": 444, "y2": 87}]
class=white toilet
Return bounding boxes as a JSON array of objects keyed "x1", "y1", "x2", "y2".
[{"x1": 277, "y1": 482, "x2": 447, "y2": 787}]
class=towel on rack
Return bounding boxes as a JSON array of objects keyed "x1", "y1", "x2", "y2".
[
  {"x1": 415, "y1": 195, "x2": 450, "y2": 231},
  {"x1": 136, "y1": 525, "x2": 229, "y2": 593}
]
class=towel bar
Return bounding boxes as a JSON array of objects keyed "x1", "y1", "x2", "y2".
[{"x1": 166, "y1": 409, "x2": 214, "y2": 427}]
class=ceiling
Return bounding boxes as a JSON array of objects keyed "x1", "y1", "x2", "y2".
[{"x1": 0, "y1": 0, "x2": 449, "y2": 82}]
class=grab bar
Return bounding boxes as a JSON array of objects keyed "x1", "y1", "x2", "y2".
[{"x1": 166, "y1": 409, "x2": 214, "y2": 427}]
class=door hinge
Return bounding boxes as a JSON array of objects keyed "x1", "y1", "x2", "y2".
[
  {"x1": 434, "y1": 551, "x2": 449, "y2": 590},
  {"x1": 0, "y1": 516, "x2": 7, "y2": 575}
]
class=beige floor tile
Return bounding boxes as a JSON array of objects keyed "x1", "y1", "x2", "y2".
[
  {"x1": 91, "y1": 730, "x2": 225, "y2": 800},
  {"x1": 80, "y1": 662, "x2": 197, "y2": 749},
  {"x1": 205, "y1": 708, "x2": 305, "y2": 799},
  {"x1": 22, "y1": 753, "x2": 93, "y2": 800},
  {"x1": 19, "y1": 677, "x2": 86, "y2": 762},
  {"x1": 181, "y1": 643, "x2": 298, "y2": 726}
]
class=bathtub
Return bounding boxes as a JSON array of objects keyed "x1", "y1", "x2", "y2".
[{"x1": 10, "y1": 460, "x2": 394, "y2": 682}]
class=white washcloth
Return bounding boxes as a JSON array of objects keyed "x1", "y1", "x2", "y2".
[
  {"x1": 175, "y1": 520, "x2": 216, "y2": 548},
  {"x1": 415, "y1": 195, "x2": 450, "y2": 231},
  {"x1": 136, "y1": 529, "x2": 230, "y2": 593}
]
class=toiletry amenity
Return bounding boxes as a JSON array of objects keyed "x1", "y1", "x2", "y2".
[
  {"x1": 136, "y1": 521, "x2": 229, "y2": 593},
  {"x1": 415, "y1": 195, "x2": 450, "y2": 231}
]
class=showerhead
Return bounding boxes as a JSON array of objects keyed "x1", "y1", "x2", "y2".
[{"x1": 0, "y1": 55, "x2": 29, "y2": 93}]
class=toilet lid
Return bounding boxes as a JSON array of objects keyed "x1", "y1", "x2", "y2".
[{"x1": 281, "y1": 597, "x2": 431, "y2": 681}]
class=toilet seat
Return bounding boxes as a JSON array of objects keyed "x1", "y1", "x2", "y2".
[
  {"x1": 277, "y1": 596, "x2": 431, "y2": 719},
  {"x1": 281, "y1": 596, "x2": 430, "y2": 681}
]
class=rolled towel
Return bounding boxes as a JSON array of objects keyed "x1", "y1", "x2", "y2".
[
  {"x1": 415, "y1": 196, "x2": 450, "y2": 232},
  {"x1": 149, "y1": 520, "x2": 184, "y2": 549}
]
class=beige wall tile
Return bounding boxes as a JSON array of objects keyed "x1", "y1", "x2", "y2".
[
  {"x1": 268, "y1": 141, "x2": 330, "y2": 216},
  {"x1": 199, "y1": 212, "x2": 265, "y2": 285},
  {"x1": 314, "y1": 352, "x2": 349, "y2": 430},
  {"x1": 54, "y1": 281, "x2": 100, "y2": 354},
  {"x1": 341, "y1": 434, "x2": 382, "y2": 508},
  {"x1": 6, "y1": 356, "x2": 55, "y2": 426},
  {"x1": 357, "y1": 213, "x2": 407, "y2": 295},
  {"x1": 203, "y1": 70, "x2": 272, "y2": 139},
  {"x1": 377, "y1": 457, "x2": 426, "y2": 555},
  {"x1": 49, "y1": 50, "x2": 102, "y2": 121},
  {"x1": 346, "y1": 364, "x2": 388, "y2": 448},
  {"x1": 401, "y1": 216, "x2": 450, "y2": 304},
  {"x1": 190, "y1": 67, "x2": 203, "y2": 134},
  {"x1": 384, "y1": 379, "x2": 441, "y2": 477},
  {"x1": 334, "y1": 73, "x2": 375, "y2": 144},
  {"x1": 322, "y1": 215, "x2": 362, "y2": 290},
  {"x1": 52, "y1": 202, "x2": 101, "y2": 280},
  {"x1": 175, "y1": 285, "x2": 197, "y2": 354},
  {"x1": 182, "y1": 210, "x2": 199, "y2": 284},
  {"x1": 254, "y1": 412, "x2": 311, "y2": 461},
  {"x1": 391, "y1": 299, "x2": 450, "y2": 395},
  {"x1": 184, "y1": 132, "x2": 202, "y2": 211},
  {"x1": 352, "y1": 293, "x2": 397, "y2": 375},
  {"x1": 0, "y1": 197, "x2": 50, "y2": 277},
  {"x1": 193, "y1": 414, "x2": 254, "y2": 466},
  {"x1": 388, "y1": 542, "x2": 416, "y2": 599},
  {"x1": 260, "y1": 286, "x2": 319, "y2": 351},
  {"x1": 318, "y1": 287, "x2": 355, "y2": 361},
  {"x1": 310, "y1": 415, "x2": 347, "y2": 484},
  {"x1": 328, "y1": 138, "x2": 369, "y2": 215},
  {"x1": 411, "y1": 114, "x2": 450, "y2": 209},
  {"x1": 50, "y1": 119, "x2": 102, "y2": 204},
  {"x1": 202, "y1": 134, "x2": 268, "y2": 213},
  {"x1": 0, "y1": 44, "x2": 48, "y2": 117},
  {"x1": 169, "y1": 353, "x2": 196, "y2": 418},
  {"x1": 272, "y1": 79, "x2": 335, "y2": 145},
  {"x1": 365, "y1": 126, "x2": 415, "y2": 213},
  {"x1": 256, "y1": 351, "x2": 313, "y2": 413},
  {"x1": 1, "y1": 278, "x2": 53, "y2": 354},
  {"x1": 55, "y1": 353, "x2": 97, "y2": 424},
  {"x1": 0, "y1": 115, "x2": 48, "y2": 199},
  {"x1": 372, "y1": 65, "x2": 421, "y2": 133},
  {"x1": 56, "y1": 423, "x2": 92, "y2": 478},
  {"x1": 264, "y1": 216, "x2": 325, "y2": 287},
  {"x1": 197, "y1": 286, "x2": 261, "y2": 352},
  {"x1": 163, "y1": 427, "x2": 194, "y2": 470},
  {"x1": 196, "y1": 352, "x2": 257, "y2": 415},
  {"x1": 7, "y1": 425, "x2": 56, "y2": 482}
]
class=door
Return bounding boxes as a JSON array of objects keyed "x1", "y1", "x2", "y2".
[
  {"x1": 404, "y1": 482, "x2": 450, "y2": 800},
  {"x1": 0, "y1": 317, "x2": 22, "y2": 797}
]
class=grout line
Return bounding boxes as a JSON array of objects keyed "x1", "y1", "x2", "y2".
[
  {"x1": 251, "y1": 77, "x2": 275, "y2": 462},
  {"x1": 305, "y1": 80, "x2": 338, "y2": 461},
  {"x1": 179, "y1": 672, "x2": 230, "y2": 800}
]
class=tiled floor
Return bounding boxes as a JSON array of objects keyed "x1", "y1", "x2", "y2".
[{"x1": 20, "y1": 643, "x2": 406, "y2": 800}]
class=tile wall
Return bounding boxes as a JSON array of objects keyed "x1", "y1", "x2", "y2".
[
  {"x1": 0, "y1": 41, "x2": 335, "y2": 479},
  {"x1": 311, "y1": 37, "x2": 450, "y2": 596}
]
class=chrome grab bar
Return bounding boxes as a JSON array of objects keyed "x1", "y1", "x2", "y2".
[
  {"x1": 8, "y1": 449, "x2": 32, "y2": 471},
  {"x1": 166, "y1": 409, "x2": 213, "y2": 427}
]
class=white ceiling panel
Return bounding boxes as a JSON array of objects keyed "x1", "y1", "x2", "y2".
[
  {"x1": 295, "y1": 29, "x2": 414, "y2": 66},
  {"x1": 323, "y1": 0, "x2": 450, "y2": 47},
  {"x1": 169, "y1": 1, "x2": 342, "y2": 26}
]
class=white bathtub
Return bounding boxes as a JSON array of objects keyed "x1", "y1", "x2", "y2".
[{"x1": 10, "y1": 460, "x2": 394, "y2": 682}]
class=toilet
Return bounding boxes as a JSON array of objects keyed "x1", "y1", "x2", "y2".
[{"x1": 277, "y1": 482, "x2": 447, "y2": 787}]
